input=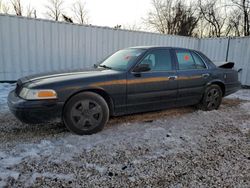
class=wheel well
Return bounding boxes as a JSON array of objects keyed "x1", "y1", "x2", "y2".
[
  {"x1": 64, "y1": 89, "x2": 114, "y2": 116},
  {"x1": 211, "y1": 82, "x2": 225, "y2": 96}
]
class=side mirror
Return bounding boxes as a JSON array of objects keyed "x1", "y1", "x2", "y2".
[{"x1": 133, "y1": 64, "x2": 151, "y2": 72}]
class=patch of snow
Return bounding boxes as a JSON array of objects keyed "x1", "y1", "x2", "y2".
[
  {"x1": 240, "y1": 102, "x2": 250, "y2": 113},
  {"x1": 86, "y1": 163, "x2": 107, "y2": 175},
  {"x1": 0, "y1": 170, "x2": 20, "y2": 187},
  {"x1": 25, "y1": 172, "x2": 74, "y2": 187},
  {"x1": 238, "y1": 122, "x2": 250, "y2": 134},
  {"x1": 0, "y1": 83, "x2": 15, "y2": 112},
  {"x1": 0, "y1": 156, "x2": 23, "y2": 167},
  {"x1": 238, "y1": 102, "x2": 250, "y2": 134},
  {"x1": 226, "y1": 89, "x2": 250, "y2": 101}
]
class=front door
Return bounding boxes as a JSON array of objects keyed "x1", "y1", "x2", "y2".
[{"x1": 126, "y1": 49, "x2": 178, "y2": 113}]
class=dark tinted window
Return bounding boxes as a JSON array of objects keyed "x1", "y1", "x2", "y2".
[
  {"x1": 192, "y1": 52, "x2": 206, "y2": 69},
  {"x1": 176, "y1": 50, "x2": 196, "y2": 70},
  {"x1": 139, "y1": 49, "x2": 172, "y2": 71}
]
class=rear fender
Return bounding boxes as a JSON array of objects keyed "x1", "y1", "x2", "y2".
[{"x1": 206, "y1": 80, "x2": 225, "y2": 96}]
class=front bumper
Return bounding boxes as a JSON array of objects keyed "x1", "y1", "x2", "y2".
[{"x1": 8, "y1": 90, "x2": 64, "y2": 124}]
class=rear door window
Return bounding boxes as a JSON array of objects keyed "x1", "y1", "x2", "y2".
[{"x1": 176, "y1": 50, "x2": 196, "y2": 70}]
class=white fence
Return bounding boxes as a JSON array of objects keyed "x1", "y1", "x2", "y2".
[
  {"x1": 228, "y1": 37, "x2": 250, "y2": 86},
  {"x1": 0, "y1": 14, "x2": 249, "y2": 86},
  {"x1": 199, "y1": 38, "x2": 229, "y2": 61},
  {"x1": 199, "y1": 37, "x2": 250, "y2": 86}
]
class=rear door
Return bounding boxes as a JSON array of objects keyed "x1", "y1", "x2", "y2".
[
  {"x1": 126, "y1": 49, "x2": 178, "y2": 113},
  {"x1": 174, "y1": 49, "x2": 211, "y2": 106}
]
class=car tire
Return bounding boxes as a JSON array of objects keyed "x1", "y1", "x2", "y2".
[
  {"x1": 63, "y1": 92, "x2": 109, "y2": 135},
  {"x1": 197, "y1": 84, "x2": 223, "y2": 111}
]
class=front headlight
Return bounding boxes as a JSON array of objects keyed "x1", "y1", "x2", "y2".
[{"x1": 19, "y1": 88, "x2": 57, "y2": 100}]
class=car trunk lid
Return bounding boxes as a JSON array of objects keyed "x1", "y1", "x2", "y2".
[{"x1": 213, "y1": 61, "x2": 235, "y2": 69}]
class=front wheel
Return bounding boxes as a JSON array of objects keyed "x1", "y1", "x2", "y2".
[
  {"x1": 198, "y1": 85, "x2": 223, "y2": 111},
  {"x1": 63, "y1": 92, "x2": 109, "y2": 135}
]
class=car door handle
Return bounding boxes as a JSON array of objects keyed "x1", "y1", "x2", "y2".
[
  {"x1": 202, "y1": 73, "x2": 210, "y2": 78},
  {"x1": 168, "y1": 76, "x2": 178, "y2": 80}
]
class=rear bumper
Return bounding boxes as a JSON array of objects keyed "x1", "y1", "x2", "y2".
[
  {"x1": 225, "y1": 81, "x2": 241, "y2": 96},
  {"x1": 8, "y1": 90, "x2": 64, "y2": 124}
]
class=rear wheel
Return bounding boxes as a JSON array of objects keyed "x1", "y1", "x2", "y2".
[
  {"x1": 198, "y1": 85, "x2": 223, "y2": 111},
  {"x1": 63, "y1": 92, "x2": 109, "y2": 135}
]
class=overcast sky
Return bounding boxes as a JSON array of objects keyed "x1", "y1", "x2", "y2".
[{"x1": 4, "y1": 0, "x2": 152, "y2": 27}]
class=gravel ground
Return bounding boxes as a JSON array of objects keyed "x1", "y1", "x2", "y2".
[{"x1": 0, "y1": 84, "x2": 249, "y2": 187}]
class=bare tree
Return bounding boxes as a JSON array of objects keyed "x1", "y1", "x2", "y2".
[
  {"x1": 0, "y1": 0, "x2": 10, "y2": 14},
  {"x1": 1, "y1": 0, "x2": 37, "y2": 17},
  {"x1": 0, "y1": 0, "x2": 3, "y2": 12},
  {"x1": 172, "y1": 2, "x2": 200, "y2": 36},
  {"x1": 114, "y1": 24, "x2": 122, "y2": 29},
  {"x1": 123, "y1": 23, "x2": 142, "y2": 31},
  {"x1": 45, "y1": 0, "x2": 64, "y2": 21},
  {"x1": 26, "y1": 4, "x2": 36, "y2": 18},
  {"x1": 11, "y1": 0, "x2": 22, "y2": 16},
  {"x1": 62, "y1": 14, "x2": 73, "y2": 23},
  {"x1": 145, "y1": 0, "x2": 173, "y2": 34},
  {"x1": 33, "y1": 9, "x2": 37, "y2": 18},
  {"x1": 145, "y1": 0, "x2": 200, "y2": 36},
  {"x1": 231, "y1": 0, "x2": 250, "y2": 36},
  {"x1": 198, "y1": 0, "x2": 228, "y2": 37},
  {"x1": 72, "y1": 0, "x2": 88, "y2": 24},
  {"x1": 3, "y1": 6, "x2": 10, "y2": 14},
  {"x1": 227, "y1": 8, "x2": 242, "y2": 36}
]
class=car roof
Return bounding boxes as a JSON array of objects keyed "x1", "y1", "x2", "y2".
[{"x1": 128, "y1": 46, "x2": 195, "y2": 51}]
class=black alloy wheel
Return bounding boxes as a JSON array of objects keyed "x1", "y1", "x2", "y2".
[{"x1": 63, "y1": 92, "x2": 109, "y2": 135}]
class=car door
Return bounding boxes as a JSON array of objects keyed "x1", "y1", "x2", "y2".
[
  {"x1": 174, "y1": 49, "x2": 211, "y2": 106},
  {"x1": 126, "y1": 49, "x2": 178, "y2": 113}
]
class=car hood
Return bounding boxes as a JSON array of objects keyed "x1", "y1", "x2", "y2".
[{"x1": 18, "y1": 68, "x2": 121, "y2": 85}]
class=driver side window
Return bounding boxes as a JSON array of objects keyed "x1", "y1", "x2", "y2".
[{"x1": 139, "y1": 49, "x2": 172, "y2": 71}]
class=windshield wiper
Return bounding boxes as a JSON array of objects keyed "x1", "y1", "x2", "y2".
[{"x1": 98, "y1": 65, "x2": 113, "y2": 69}]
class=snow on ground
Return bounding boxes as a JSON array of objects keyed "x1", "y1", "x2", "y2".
[
  {"x1": 226, "y1": 89, "x2": 250, "y2": 101},
  {"x1": 0, "y1": 83, "x2": 249, "y2": 187},
  {"x1": 0, "y1": 83, "x2": 15, "y2": 112}
]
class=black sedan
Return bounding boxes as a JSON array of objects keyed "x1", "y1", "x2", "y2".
[{"x1": 8, "y1": 47, "x2": 241, "y2": 135}]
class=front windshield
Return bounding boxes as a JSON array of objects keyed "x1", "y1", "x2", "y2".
[{"x1": 99, "y1": 49, "x2": 146, "y2": 71}]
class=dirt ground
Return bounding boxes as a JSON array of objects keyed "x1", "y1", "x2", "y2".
[{"x1": 0, "y1": 95, "x2": 249, "y2": 187}]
